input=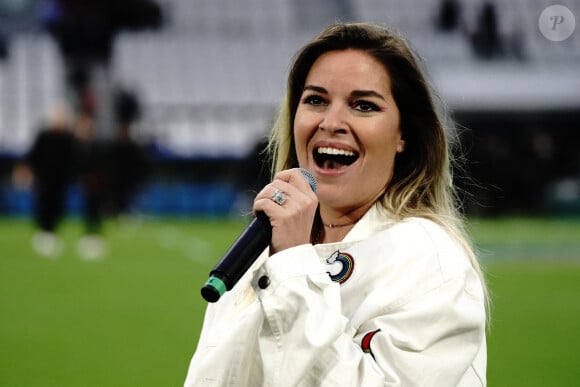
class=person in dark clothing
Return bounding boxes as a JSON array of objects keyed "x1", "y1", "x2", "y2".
[
  {"x1": 469, "y1": 1, "x2": 503, "y2": 59},
  {"x1": 106, "y1": 124, "x2": 147, "y2": 217},
  {"x1": 105, "y1": 87, "x2": 148, "y2": 217},
  {"x1": 41, "y1": 0, "x2": 163, "y2": 125},
  {"x1": 73, "y1": 89, "x2": 147, "y2": 259},
  {"x1": 436, "y1": 0, "x2": 462, "y2": 32},
  {"x1": 74, "y1": 111, "x2": 109, "y2": 260},
  {"x1": 0, "y1": 32, "x2": 8, "y2": 61},
  {"x1": 25, "y1": 104, "x2": 77, "y2": 257}
]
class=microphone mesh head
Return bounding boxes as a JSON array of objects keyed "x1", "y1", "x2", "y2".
[{"x1": 299, "y1": 168, "x2": 317, "y2": 193}]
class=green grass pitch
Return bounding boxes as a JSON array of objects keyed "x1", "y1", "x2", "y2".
[{"x1": 1, "y1": 216, "x2": 579, "y2": 386}]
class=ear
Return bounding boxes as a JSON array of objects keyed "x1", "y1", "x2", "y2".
[{"x1": 396, "y1": 138, "x2": 406, "y2": 153}]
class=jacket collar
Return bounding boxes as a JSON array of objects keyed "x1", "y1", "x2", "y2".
[
  {"x1": 313, "y1": 203, "x2": 395, "y2": 257},
  {"x1": 342, "y1": 202, "x2": 395, "y2": 243}
]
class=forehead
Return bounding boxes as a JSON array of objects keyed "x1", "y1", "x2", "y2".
[{"x1": 305, "y1": 49, "x2": 391, "y2": 92}]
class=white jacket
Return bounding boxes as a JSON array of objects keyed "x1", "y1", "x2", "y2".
[{"x1": 184, "y1": 204, "x2": 487, "y2": 386}]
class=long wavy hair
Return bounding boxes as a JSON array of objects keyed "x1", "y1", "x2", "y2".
[{"x1": 267, "y1": 22, "x2": 488, "y2": 310}]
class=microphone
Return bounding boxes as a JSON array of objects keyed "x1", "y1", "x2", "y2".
[{"x1": 201, "y1": 168, "x2": 317, "y2": 303}]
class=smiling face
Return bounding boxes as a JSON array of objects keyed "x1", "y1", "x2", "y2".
[{"x1": 293, "y1": 49, "x2": 404, "y2": 217}]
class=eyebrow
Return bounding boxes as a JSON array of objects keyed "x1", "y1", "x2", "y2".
[
  {"x1": 303, "y1": 85, "x2": 327, "y2": 94},
  {"x1": 303, "y1": 85, "x2": 386, "y2": 101},
  {"x1": 351, "y1": 90, "x2": 386, "y2": 101}
]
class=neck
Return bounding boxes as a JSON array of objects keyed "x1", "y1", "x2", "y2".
[
  {"x1": 324, "y1": 220, "x2": 357, "y2": 228},
  {"x1": 313, "y1": 223, "x2": 354, "y2": 244},
  {"x1": 314, "y1": 201, "x2": 376, "y2": 244},
  {"x1": 320, "y1": 203, "x2": 371, "y2": 230},
  {"x1": 314, "y1": 210, "x2": 363, "y2": 244}
]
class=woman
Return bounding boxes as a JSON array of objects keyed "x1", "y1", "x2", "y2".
[{"x1": 185, "y1": 22, "x2": 488, "y2": 386}]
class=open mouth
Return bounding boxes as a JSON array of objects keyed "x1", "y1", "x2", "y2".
[{"x1": 313, "y1": 146, "x2": 359, "y2": 170}]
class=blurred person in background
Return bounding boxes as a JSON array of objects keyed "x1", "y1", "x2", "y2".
[
  {"x1": 73, "y1": 87, "x2": 147, "y2": 259},
  {"x1": 104, "y1": 87, "x2": 148, "y2": 219},
  {"x1": 469, "y1": 1, "x2": 503, "y2": 59},
  {"x1": 14, "y1": 103, "x2": 77, "y2": 257},
  {"x1": 40, "y1": 0, "x2": 163, "y2": 136},
  {"x1": 74, "y1": 108, "x2": 108, "y2": 260},
  {"x1": 0, "y1": 31, "x2": 8, "y2": 61},
  {"x1": 41, "y1": 0, "x2": 117, "y2": 133},
  {"x1": 185, "y1": 22, "x2": 488, "y2": 386},
  {"x1": 436, "y1": 0, "x2": 462, "y2": 32}
]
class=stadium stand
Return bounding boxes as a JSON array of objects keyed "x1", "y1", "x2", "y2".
[{"x1": 1, "y1": 0, "x2": 579, "y2": 215}]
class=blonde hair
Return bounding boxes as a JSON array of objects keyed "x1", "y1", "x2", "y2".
[{"x1": 266, "y1": 22, "x2": 489, "y2": 314}]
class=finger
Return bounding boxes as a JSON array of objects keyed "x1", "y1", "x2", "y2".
[
  {"x1": 264, "y1": 181, "x2": 315, "y2": 214},
  {"x1": 273, "y1": 168, "x2": 316, "y2": 194},
  {"x1": 253, "y1": 183, "x2": 288, "y2": 215},
  {"x1": 254, "y1": 180, "x2": 304, "y2": 207},
  {"x1": 254, "y1": 183, "x2": 288, "y2": 204},
  {"x1": 253, "y1": 195, "x2": 283, "y2": 216}
]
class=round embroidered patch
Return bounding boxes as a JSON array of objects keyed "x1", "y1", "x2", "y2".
[
  {"x1": 325, "y1": 250, "x2": 355, "y2": 284},
  {"x1": 361, "y1": 329, "x2": 381, "y2": 359}
]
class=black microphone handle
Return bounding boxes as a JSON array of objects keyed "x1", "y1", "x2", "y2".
[
  {"x1": 201, "y1": 168, "x2": 316, "y2": 303},
  {"x1": 200, "y1": 212, "x2": 271, "y2": 302}
]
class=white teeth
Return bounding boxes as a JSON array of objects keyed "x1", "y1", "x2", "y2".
[{"x1": 317, "y1": 147, "x2": 356, "y2": 157}]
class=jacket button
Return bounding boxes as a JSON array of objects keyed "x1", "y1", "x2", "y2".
[{"x1": 258, "y1": 275, "x2": 271, "y2": 289}]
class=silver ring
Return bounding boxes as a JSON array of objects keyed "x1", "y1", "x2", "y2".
[{"x1": 271, "y1": 189, "x2": 287, "y2": 206}]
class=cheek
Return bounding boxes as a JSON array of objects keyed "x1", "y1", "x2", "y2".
[
  {"x1": 293, "y1": 117, "x2": 310, "y2": 162},
  {"x1": 293, "y1": 108, "x2": 313, "y2": 134},
  {"x1": 364, "y1": 127, "x2": 401, "y2": 172}
]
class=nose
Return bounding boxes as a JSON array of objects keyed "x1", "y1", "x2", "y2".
[{"x1": 318, "y1": 104, "x2": 348, "y2": 134}]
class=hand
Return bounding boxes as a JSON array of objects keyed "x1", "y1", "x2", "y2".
[{"x1": 253, "y1": 168, "x2": 318, "y2": 254}]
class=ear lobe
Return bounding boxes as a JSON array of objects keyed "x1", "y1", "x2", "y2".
[{"x1": 397, "y1": 139, "x2": 406, "y2": 153}]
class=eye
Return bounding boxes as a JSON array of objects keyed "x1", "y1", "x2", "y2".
[
  {"x1": 302, "y1": 94, "x2": 327, "y2": 106},
  {"x1": 351, "y1": 100, "x2": 381, "y2": 112}
]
